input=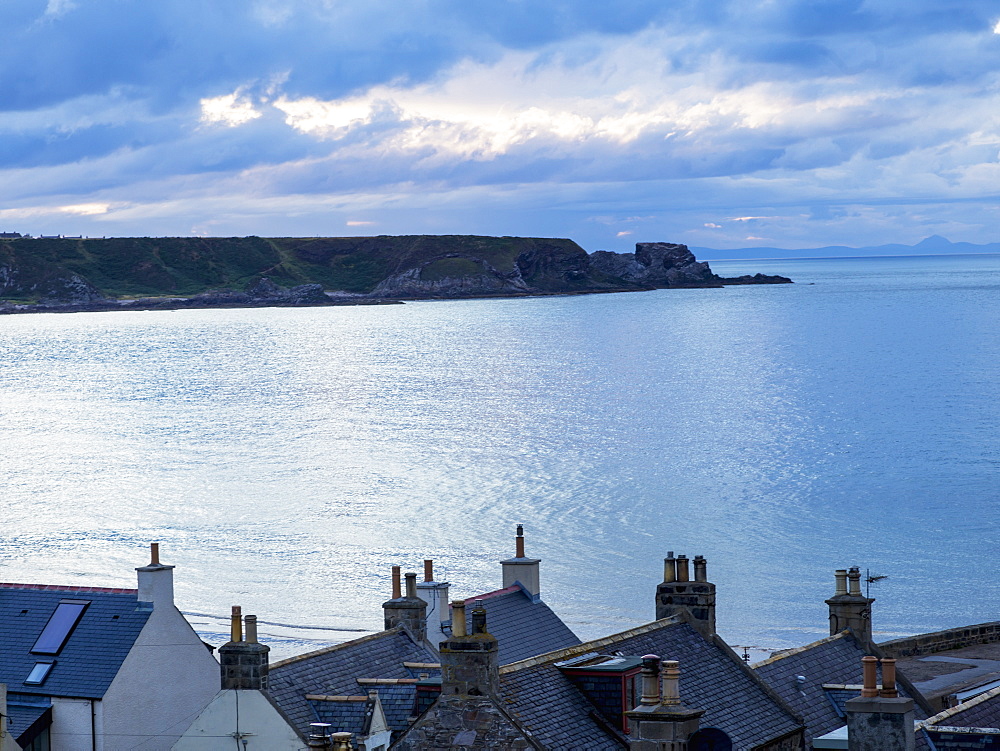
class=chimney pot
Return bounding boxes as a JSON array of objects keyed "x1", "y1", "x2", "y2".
[
  {"x1": 245, "y1": 614, "x2": 258, "y2": 644},
  {"x1": 661, "y1": 660, "x2": 681, "y2": 706},
  {"x1": 404, "y1": 572, "x2": 418, "y2": 599},
  {"x1": 693, "y1": 555, "x2": 707, "y2": 582},
  {"x1": 150, "y1": 542, "x2": 159, "y2": 566},
  {"x1": 424, "y1": 559, "x2": 433, "y2": 582},
  {"x1": 451, "y1": 601, "x2": 467, "y2": 637},
  {"x1": 391, "y1": 566, "x2": 401, "y2": 599},
  {"x1": 676, "y1": 555, "x2": 690, "y2": 582},
  {"x1": 471, "y1": 602, "x2": 487, "y2": 635},
  {"x1": 880, "y1": 658, "x2": 898, "y2": 698},
  {"x1": 834, "y1": 569, "x2": 848, "y2": 596},
  {"x1": 663, "y1": 553, "x2": 676, "y2": 583},
  {"x1": 639, "y1": 655, "x2": 661, "y2": 706},
  {"x1": 861, "y1": 655, "x2": 879, "y2": 697},
  {"x1": 515, "y1": 525, "x2": 525, "y2": 558},
  {"x1": 848, "y1": 567, "x2": 863, "y2": 597},
  {"x1": 230, "y1": 605, "x2": 243, "y2": 643}
]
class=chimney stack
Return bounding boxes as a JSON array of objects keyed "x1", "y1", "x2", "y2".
[
  {"x1": 439, "y1": 603, "x2": 499, "y2": 698},
  {"x1": 417, "y1": 559, "x2": 451, "y2": 639},
  {"x1": 136, "y1": 542, "x2": 176, "y2": 607},
  {"x1": 218, "y1": 607, "x2": 270, "y2": 690},
  {"x1": 846, "y1": 657, "x2": 915, "y2": 750},
  {"x1": 501, "y1": 525, "x2": 541, "y2": 602},
  {"x1": 655, "y1": 552, "x2": 716, "y2": 637},
  {"x1": 383, "y1": 568, "x2": 428, "y2": 642},
  {"x1": 826, "y1": 566, "x2": 875, "y2": 644},
  {"x1": 626, "y1": 656, "x2": 704, "y2": 750}
]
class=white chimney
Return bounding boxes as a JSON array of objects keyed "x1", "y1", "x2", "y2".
[
  {"x1": 136, "y1": 542, "x2": 175, "y2": 606},
  {"x1": 416, "y1": 559, "x2": 451, "y2": 636}
]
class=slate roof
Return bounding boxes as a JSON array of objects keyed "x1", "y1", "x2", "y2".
[
  {"x1": 268, "y1": 626, "x2": 438, "y2": 738},
  {"x1": 309, "y1": 696, "x2": 375, "y2": 735},
  {"x1": 464, "y1": 585, "x2": 581, "y2": 665},
  {"x1": 5, "y1": 698, "x2": 52, "y2": 746},
  {"x1": 921, "y1": 684, "x2": 1000, "y2": 730},
  {"x1": 499, "y1": 616, "x2": 804, "y2": 751},
  {"x1": 754, "y1": 630, "x2": 930, "y2": 746},
  {"x1": 0, "y1": 583, "x2": 150, "y2": 700}
]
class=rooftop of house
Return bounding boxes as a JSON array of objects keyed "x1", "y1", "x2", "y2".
[
  {"x1": 754, "y1": 629, "x2": 932, "y2": 744},
  {"x1": 0, "y1": 582, "x2": 151, "y2": 700},
  {"x1": 463, "y1": 584, "x2": 581, "y2": 665},
  {"x1": 498, "y1": 614, "x2": 804, "y2": 750},
  {"x1": 919, "y1": 684, "x2": 1000, "y2": 736},
  {"x1": 268, "y1": 626, "x2": 439, "y2": 738}
]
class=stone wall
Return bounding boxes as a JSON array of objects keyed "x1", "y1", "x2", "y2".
[{"x1": 880, "y1": 622, "x2": 1000, "y2": 658}]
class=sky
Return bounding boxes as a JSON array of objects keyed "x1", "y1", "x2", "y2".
[{"x1": 1, "y1": 0, "x2": 998, "y2": 250}]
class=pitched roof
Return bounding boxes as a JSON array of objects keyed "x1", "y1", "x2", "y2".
[
  {"x1": 464, "y1": 585, "x2": 581, "y2": 665},
  {"x1": 920, "y1": 684, "x2": 1000, "y2": 731},
  {"x1": 308, "y1": 695, "x2": 376, "y2": 736},
  {"x1": 754, "y1": 630, "x2": 930, "y2": 744},
  {"x1": 0, "y1": 583, "x2": 150, "y2": 699},
  {"x1": 499, "y1": 617, "x2": 803, "y2": 751},
  {"x1": 268, "y1": 627, "x2": 438, "y2": 737}
]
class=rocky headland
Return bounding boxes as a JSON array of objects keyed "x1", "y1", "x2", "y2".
[{"x1": 0, "y1": 235, "x2": 790, "y2": 314}]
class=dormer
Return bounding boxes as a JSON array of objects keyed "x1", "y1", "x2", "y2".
[{"x1": 556, "y1": 653, "x2": 644, "y2": 733}]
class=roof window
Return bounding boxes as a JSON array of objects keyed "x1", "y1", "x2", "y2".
[
  {"x1": 30, "y1": 600, "x2": 90, "y2": 655},
  {"x1": 24, "y1": 661, "x2": 55, "y2": 686}
]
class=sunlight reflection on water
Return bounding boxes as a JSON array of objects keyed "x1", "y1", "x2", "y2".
[{"x1": 1, "y1": 254, "x2": 998, "y2": 658}]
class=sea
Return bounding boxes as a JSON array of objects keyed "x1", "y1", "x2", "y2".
[{"x1": 1, "y1": 253, "x2": 998, "y2": 660}]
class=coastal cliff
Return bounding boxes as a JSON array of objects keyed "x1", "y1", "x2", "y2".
[{"x1": 0, "y1": 235, "x2": 789, "y2": 312}]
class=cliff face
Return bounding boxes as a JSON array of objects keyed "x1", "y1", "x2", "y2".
[
  {"x1": 590, "y1": 242, "x2": 721, "y2": 288},
  {"x1": 0, "y1": 235, "x2": 788, "y2": 310}
]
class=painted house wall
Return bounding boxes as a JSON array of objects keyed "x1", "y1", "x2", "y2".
[
  {"x1": 172, "y1": 690, "x2": 304, "y2": 750},
  {"x1": 100, "y1": 602, "x2": 219, "y2": 750},
  {"x1": 49, "y1": 696, "x2": 98, "y2": 750}
]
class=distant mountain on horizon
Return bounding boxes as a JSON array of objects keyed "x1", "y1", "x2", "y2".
[{"x1": 693, "y1": 235, "x2": 1000, "y2": 260}]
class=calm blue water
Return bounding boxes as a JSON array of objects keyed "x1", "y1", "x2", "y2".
[{"x1": 1, "y1": 254, "x2": 998, "y2": 659}]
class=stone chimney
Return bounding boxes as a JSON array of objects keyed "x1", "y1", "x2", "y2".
[
  {"x1": 416, "y1": 559, "x2": 451, "y2": 637},
  {"x1": 439, "y1": 601, "x2": 500, "y2": 698},
  {"x1": 383, "y1": 567, "x2": 428, "y2": 642},
  {"x1": 136, "y1": 542, "x2": 175, "y2": 607},
  {"x1": 846, "y1": 656, "x2": 914, "y2": 750},
  {"x1": 826, "y1": 567, "x2": 875, "y2": 644},
  {"x1": 392, "y1": 601, "x2": 535, "y2": 749},
  {"x1": 218, "y1": 606, "x2": 270, "y2": 690},
  {"x1": 655, "y1": 552, "x2": 716, "y2": 637},
  {"x1": 626, "y1": 655, "x2": 704, "y2": 750},
  {"x1": 501, "y1": 525, "x2": 541, "y2": 602}
]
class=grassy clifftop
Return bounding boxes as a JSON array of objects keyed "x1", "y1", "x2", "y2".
[{"x1": 0, "y1": 234, "x2": 610, "y2": 301}]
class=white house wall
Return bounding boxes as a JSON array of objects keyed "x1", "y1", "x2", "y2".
[
  {"x1": 49, "y1": 696, "x2": 99, "y2": 751},
  {"x1": 171, "y1": 690, "x2": 304, "y2": 751},
  {"x1": 100, "y1": 603, "x2": 219, "y2": 750}
]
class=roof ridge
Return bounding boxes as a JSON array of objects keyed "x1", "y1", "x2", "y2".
[
  {"x1": 0, "y1": 582, "x2": 138, "y2": 594},
  {"x1": 270, "y1": 626, "x2": 405, "y2": 669},
  {"x1": 751, "y1": 630, "x2": 852, "y2": 667},
  {"x1": 918, "y1": 684, "x2": 1000, "y2": 729},
  {"x1": 499, "y1": 617, "x2": 682, "y2": 674},
  {"x1": 464, "y1": 584, "x2": 523, "y2": 603}
]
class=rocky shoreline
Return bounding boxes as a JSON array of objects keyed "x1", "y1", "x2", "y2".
[{"x1": 0, "y1": 238, "x2": 790, "y2": 315}]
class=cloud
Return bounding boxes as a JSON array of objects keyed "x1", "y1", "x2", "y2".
[
  {"x1": 0, "y1": 0, "x2": 998, "y2": 247},
  {"x1": 200, "y1": 91, "x2": 262, "y2": 127}
]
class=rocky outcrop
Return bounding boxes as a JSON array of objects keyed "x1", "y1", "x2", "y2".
[
  {"x1": 590, "y1": 242, "x2": 719, "y2": 287},
  {"x1": 590, "y1": 242, "x2": 790, "y2": 287}
]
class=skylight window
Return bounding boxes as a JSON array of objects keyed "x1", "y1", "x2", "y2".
[
  {"x1": 24, "y1": 661, "x2": 55, "y2": 685},
  {"x1": 30, "y1": 600, "x2": 90, "y2": 655}
]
